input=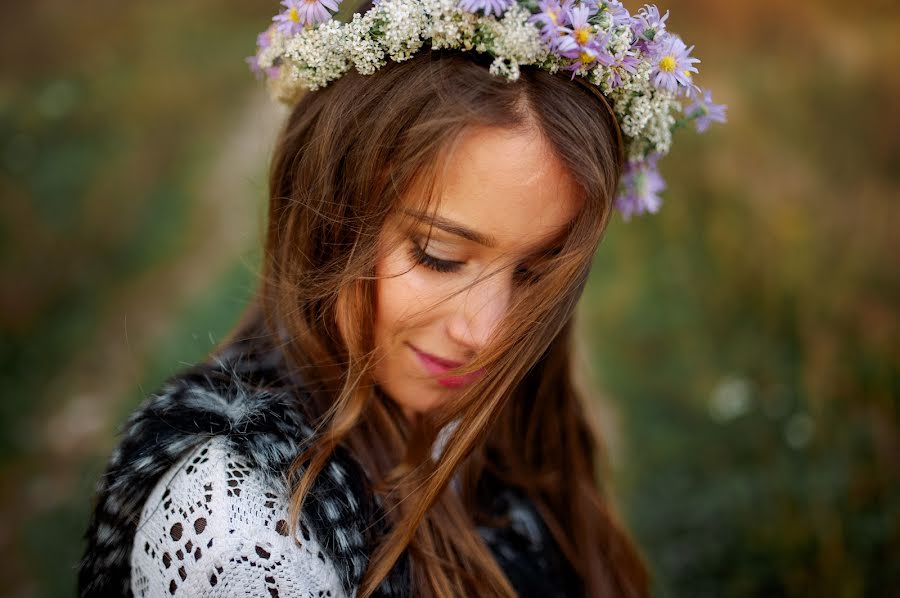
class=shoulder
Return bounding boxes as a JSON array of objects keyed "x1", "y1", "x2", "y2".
[
  {"x1": 79, "y1": 348, "x2": 401, "y2": 597},
  {"x1": 476, "y1": 478, "x2": 584, "y2": 598},
  {"x1": 130, "y1": 434, "x2": 345, "y2": 597}
]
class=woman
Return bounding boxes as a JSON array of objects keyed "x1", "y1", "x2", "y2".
[{"x1": 79, "y1": 1, "x2": 723, "y2": 596}]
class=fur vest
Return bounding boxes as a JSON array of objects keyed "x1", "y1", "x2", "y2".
[{"x1": 77, "y1": 336, "x2": 581, "y2": 597}]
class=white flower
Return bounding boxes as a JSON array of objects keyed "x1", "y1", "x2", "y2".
[
  {"x1": 486, "y1": 4, "x2": 547, "y2": 73},
  {"x1": 378, "y1": 0, "x2": 428, "y2": 61},
  {"x1": 644, "y1": 90, "x2": 678, "y2": 154},
  {"x1": 607, "y1": 24, "x2": 634, "y2": 58},
  {"x1": 283, "y1": 20, "x2": 351, "y2": 90},
  {"x1": 424, "y1": 0, "x2": 479, "y2": 50},
  {"x1": 347, "y1": 12, "x2": 386, "y2": 75},
  {"x1": 257, "y1": 29, "x2": 288, "y2": 71}
]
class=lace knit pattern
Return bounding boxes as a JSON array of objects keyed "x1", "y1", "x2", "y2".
[{"x1": 131, "y1": 436, "x2": 345, "y2": 597}]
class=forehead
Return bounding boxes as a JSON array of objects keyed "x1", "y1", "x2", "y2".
[{"x1": 407, "y1": 126, "x2": 583, "y2": 253}]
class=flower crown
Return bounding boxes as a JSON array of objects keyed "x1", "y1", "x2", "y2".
[{"x1": 248, "y1": 0, "x2": 726, "y2": 219}]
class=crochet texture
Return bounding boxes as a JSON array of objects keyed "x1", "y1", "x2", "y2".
[{"x1": 131, "y1": 436, "x2": 345, "y2": 597}]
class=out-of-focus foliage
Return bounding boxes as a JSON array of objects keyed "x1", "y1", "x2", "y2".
[
  {"x1": 0, "y1": 2, "x2": 274, "y2": 594},
  {"x1": 582, "y1": 1, "x2": 900, "y2": 596},
  {"x1": 0, "y1": 0, "x2": 896, "y2": 596}
]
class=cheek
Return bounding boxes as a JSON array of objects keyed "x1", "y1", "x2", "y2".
[{"x1": 374, "y1": 247, "x2": 442, "y2": 347}]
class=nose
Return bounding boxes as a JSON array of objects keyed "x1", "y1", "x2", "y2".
[{"x1": 445, "y1": 268, "x2": 512, "y2": 352}]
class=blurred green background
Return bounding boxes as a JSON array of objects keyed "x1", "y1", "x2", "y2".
[{"x1": 1, "y1": 1, "x2": 897, "y2": 596}]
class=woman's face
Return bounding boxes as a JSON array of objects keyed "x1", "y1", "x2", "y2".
[{"x1": 372, "y1": 125, "x2": 583, "y2": 422}]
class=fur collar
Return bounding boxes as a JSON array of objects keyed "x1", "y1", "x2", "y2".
[{"x1": 77, "y1": 341, "x2": 409, "y2": 597}]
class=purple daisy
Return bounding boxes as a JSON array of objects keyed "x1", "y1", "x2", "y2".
[
  {"x1": 458, "y1": 0, "x2": 516, "y2": 17},
  {"x1": 578, "y1": 0, "x2": 601, "y2": 15},
  {"x1": 631, "y1": 4, "x2": 669, "y2": 50},
  {"x1": 273, "y1": 0, "x2": 340, "y2": 33},
  {"x1": 528, "y1": 0, "x2": 573, "y2": 49},
  {"x1": 649, "y1": 33, "x2": 700, "y2": 93},
  {"x1": 556, "y1": 5, "x2": 615, "y2": 72},
  {"x1": 615, "y1": 157, "x2": 666, "y2": 220},
  {"x1": 556, "y1": 5, "x2": 594, "y2": 52},
  {"x1": 601, "y1": 1, "x2": 634, "y2": 29},
  {"x1": 606, "y1": 52, "x2": 640, "y2": 88},
  {"x1": 686, "y1": 87, "x2": 727, "y2": 133}
]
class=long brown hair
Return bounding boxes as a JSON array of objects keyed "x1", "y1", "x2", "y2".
[{"x1": 223, "y1": 48, "x2": 649, "y2": 597}]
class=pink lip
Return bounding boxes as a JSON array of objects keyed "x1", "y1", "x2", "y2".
[{"x1": 409, "y1": 344, "x2": 485, "y2": 389}]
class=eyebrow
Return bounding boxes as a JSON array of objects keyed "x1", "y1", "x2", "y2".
[{"x1": 402, "y1": 208, "x2": 499, "y2": 248}]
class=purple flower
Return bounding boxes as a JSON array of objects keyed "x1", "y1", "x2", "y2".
[
  {"x1": 631, "y1": 4, "x2": 668, "y2": 50},
  {"x1": 601, "y1": 1, "x2": 633, "y2": 28},
  {"x1": 564, "y1": 43, "x2": 612, "y2": 77},
  {"x1": 606, "y1": 52, "x2": 640, "y2": 88},
  {"x1": 528, "y1": 0, "x2": 573, "y2": 49},
  {"x1": 458, "y1": 0, "x2": 515, "y2": 17},
  {"x1": 257, "y1": 27, "x2": 274, "y2": 49},
  {"x1": 273, "y1": 0, "x2": 340, "y2": 33},
  {"x1": 615, "y1": 157, "x2": 666, "y2": 220},
  {"x1": 246, "y1": 55, "x2": 262, "y2": 77},
  {"x1": 649, "y1": 33, "x2": 700, "y2": 92},
  {"x1": 556, "y1": 6, "x2": 594, "y2": 52},
  {"x1": 580, "y1": 0, "x2": 603, "y2": 14},
  {"x1": 245, "y1": 55, "x2": 281, "y2": 80},
  {"x1": 686, "y1": 87, "x2": 727, "y2": 133},
  {"x1": 247, "y1": 26, "x2": 281, "y2": 80},
  {"x1": 557, "y1": 5, "x2": 615, "y2": 74}
]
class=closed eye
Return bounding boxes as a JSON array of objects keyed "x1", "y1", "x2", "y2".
[
  {"x1": 408, "y1": 241, "x2": 463, "y2": 273},
  {"x1": 408, "y1": 238, "x2": 560, "y2": 285}
]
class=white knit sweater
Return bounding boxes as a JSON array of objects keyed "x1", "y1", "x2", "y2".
[{"x1": 130, "y1": 436, "x2": 346, "y2": 597}]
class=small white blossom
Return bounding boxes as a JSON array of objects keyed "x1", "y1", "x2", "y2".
[
  {"x1": 257, "y1": 29, "x2": 288, "y2": 71},
  {"x1": 607, "y1": 25, "x2": 634, "y2": 58},
  {"x1": 283, "y1": 20, "x2": 351, "y2": 90},
  {"x1": 422, "y1": 0, "x2": 479, "y2": 50},
  {"x1": 644, "y1": 90, "x2": 678, "y2": 154},
  {"x1": 486, "y1": 5, "x2": 548, "y2": 74},
  {"x1": 378, "y1": 0, "x2": 428, "y2": 61},
  {"x1": 347, "y1": 12, "x2": 386, "y2": 75},
  {"x1": 488, "y1": 57, "x2": 519, "y2": 79}
]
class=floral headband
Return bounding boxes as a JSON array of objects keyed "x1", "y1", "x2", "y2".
[{"x1": 248, "y1": 0, "x2": 726, "y2": 219}]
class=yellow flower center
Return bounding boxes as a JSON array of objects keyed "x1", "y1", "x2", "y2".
[
  {"x1": 574, "y1": 27, "x2": 591, "y2": 45},
  {"x1": 549, "y1": 10, "x2": 558, "y2": 24},
  {"x1": 289, "y1": 7, "x2": 301, "y2": 22},
  {"x1": 579, "y1": 51, "x2": 595, "y2": 64},
  {"x1": 659, "y1": 56, "x2": 677, "y2": 73}
]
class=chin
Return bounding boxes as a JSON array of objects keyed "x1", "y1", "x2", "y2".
[
  {"x1": 382, "y1": 383, "x2": 445, "y2": 421},
  {"x1": 399, "y1": 389, "x2": 443, "y2": 415}
]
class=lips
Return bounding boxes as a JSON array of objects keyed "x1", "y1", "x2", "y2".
[{"x1": 409, "y1": 344, "x2": 485, "y2": 389}]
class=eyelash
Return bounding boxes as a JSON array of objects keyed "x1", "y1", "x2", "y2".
[
  {"x1": 408, "y1": 240, "x2": 538, "y2": 282},
  {"x1": 408, "y1": 240, "x2": 462, "y2": 273}
]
